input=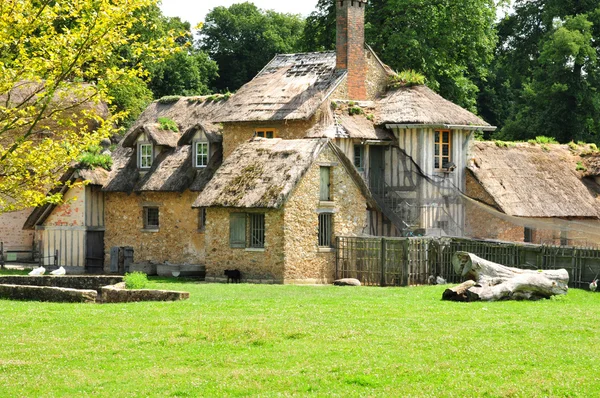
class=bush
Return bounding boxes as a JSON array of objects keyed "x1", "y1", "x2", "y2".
[
  {"x1": 124, "y1": 272, "x2": 148, "y2": 290},
  {"x1": 158, "y1": 117, "x2": 179, "y2": 132},
  {"x1": 389, "y1": 70, "x2": 426, "y2": 88}
]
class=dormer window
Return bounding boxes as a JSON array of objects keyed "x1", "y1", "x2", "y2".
[
  {"x1": 255, "y1": 129, "x2": 277, "y2": 139},
  {"x1": 194, "y1": 141, "x2": 209, "y2": 168},
  {"x1": 138, "y1": 142, "x2": 153, "y2": 169}
]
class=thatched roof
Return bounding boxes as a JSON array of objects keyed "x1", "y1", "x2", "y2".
[
  {"x1": 122, "y1": 124, "x2": 180, "y2": 148},
  {"x1": 122, "y1": 95, "x2": 226, "y2": 143},
  {"x1": 305, "y1": 103, "x2": 394, "y2": 141},
  {"x1": 582, "y1": 153, "x2": 600, "y2": 177},
  {"x1": 23, "y1": 166, "x2": 109, "y2": 229},
  {"x1": 468, "y1": 142, "x2": 599, "y2": 218},
  {"x1": 103, "y1": 143, "x2": 221, "y2": 194},
  {"x1": 193, "y1": 138, "x2": 377, "y2": 209},
  {"x1": 377, "y1": 85, "x2": 493, "y2": 129},
  {"x1": 216, "y1": 52, "x2": 346, "y2": 123}
]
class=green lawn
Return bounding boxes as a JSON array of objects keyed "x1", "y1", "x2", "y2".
[{"x1": 1, "y1": 280, "x2": 599, "y2": 397}]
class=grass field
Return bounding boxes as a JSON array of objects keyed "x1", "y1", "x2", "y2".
[{"x1": 0, "y1": 278, "x2": 599, "y2": 397}]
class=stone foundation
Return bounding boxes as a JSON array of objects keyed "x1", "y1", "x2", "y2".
[
  {"x1": 0, "y1": 275, "x2": 123, "y2": 293},
  {"x1": 101, "y1": 284, "x2": 189, "y2": 303},
  {"x1": 0, "y1": 284, "x2": 97, "y2": 303}
]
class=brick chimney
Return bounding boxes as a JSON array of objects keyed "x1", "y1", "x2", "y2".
[{"x1": 336, "y1": 0, "x2": 367, "y2": 100}]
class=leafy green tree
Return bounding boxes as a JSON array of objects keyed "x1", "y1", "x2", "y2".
[
  {"x1": 199, "y1": 2, "x2": 305, "y2": 92},
  {"x1": 301, "y1": 0, "x2": 498, "y2": 111},
  {"x1": 484, "y1": 0, "x2": 600, "y2": 143},
  {"x1": 0, "y1": 0, "x2": 179, "y2": 212}
]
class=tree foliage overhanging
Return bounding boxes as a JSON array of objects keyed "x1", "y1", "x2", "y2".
[{"x1": 0, "y1": 0, "x2": 180, "y2": 212}]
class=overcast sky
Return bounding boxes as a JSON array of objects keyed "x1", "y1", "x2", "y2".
[{"x1": 159, "y1": 0, "x2": 319, "y2": 28}]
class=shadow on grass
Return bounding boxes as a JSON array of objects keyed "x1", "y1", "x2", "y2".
[{"x1": 148, "y1": 276, "x2": 206, "y2": 285}]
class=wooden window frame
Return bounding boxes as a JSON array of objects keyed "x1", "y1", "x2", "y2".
[
  {"x1": 194, "y1": 141, "x2": 209, "y2": 168},
  {"x1": 434, "y1": 130, "x2": 452, "y2": 171},
  {"x1": 138, "y1": 142, "x2": 153, "y2": 170},
  {"x1": 524, "y1": 227, "x2": 534, "y2": 243},
  {"x1": 198, "y1": 208, "x2": 206, "y2": 232},
  {"x1": 318, "y1": 212, "x2": 333, "y2": 248},
  {"x1": 254, "y1": 128, "x2": 278, "y2": 139},
  {"x1": 143, "y1": 207, "x2": 159, "y2": 230},
  {"x1": 249, "y1": 213, "x2": 265, "y2": 249},
  {"x1": 354, "y1": 144, "x2": 365, "y2": 171},
  {"x1": 320, "y1": 166, "x2": 332, "y2": 201}
]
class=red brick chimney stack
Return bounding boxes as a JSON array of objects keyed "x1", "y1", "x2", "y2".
[{"x1": 336, "y1": 0, "x2": 367, "y2": 101}]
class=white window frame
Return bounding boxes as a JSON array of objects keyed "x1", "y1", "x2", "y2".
[
  {"x1": 194, "y1": 141, "x2": 209, "y2": 168},
  {"x1": 138, "y1": 142, "x2": 153, "y2": 169}
]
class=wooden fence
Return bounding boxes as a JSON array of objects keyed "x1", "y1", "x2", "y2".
[{"x1": 336, "y1": 237, "x2": 600, "y2": 288}]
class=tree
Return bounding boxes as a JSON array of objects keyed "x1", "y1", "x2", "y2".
[
  {"x1": 301, "y1": 0, "x2": 498, "y2": 111},
  {"x1": 199, "y1": 2, "x2": 305, "y2": 92},
  {"x1": 106, "y1": 6, "x2": 218, "y2": 131},
  {"x1": 0, "y1": 0, "x2": 179, "y2": 212},
  {"x1": 480, "y1": 1, "x2": 600, "y2": 143}
]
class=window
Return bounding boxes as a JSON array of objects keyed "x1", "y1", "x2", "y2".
[
  {"x1": 230, "y1": 213, "x2": 266, "y2": 249},
  {"x1": 230, "y1": 213, "x2": 246, "y2": 248},
  {"x1": 255, "y1": 129, "x2": 276, "y2": 139},
  {"x1": 139, "y1": 143, "x2": 153, "y2": 169},
  {"x1": 249, "y1": 214, "x2": 265, "y2": 248},
  {"x1": 354, "y1": 145, "x2": 365, "y2": 171},
  {"x1": 194, "y1": 141, "x2": 209, "y2": 168},
  {"x1": 524, "y1": 227, "x2": 534, "y2": 243},
  {"x1": 560, "y1": 230, "x2": 568, "y2": 246},
  {"x1": 320, "y1": 166, "x2": 331, "y2": 201},
  {"x1": 144, "y1": 207, "x2": 159, "y2": 229},
  {"x1": 434, "y1": 130, "x2": 452, "y2": 170},
  {"x1": 198, "y1": 208, "x2": 206, "y2": 231},
  {"x1": 318, "y1": 213, "x2": 333, "y2": 247}
]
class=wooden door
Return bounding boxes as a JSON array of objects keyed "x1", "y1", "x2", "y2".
[
  {"x1": 369, "y1": 146, "x2": 385, "y2": 194},
  {"x1": 86, "y1": 231, "x2": 104, "y2": 274}
]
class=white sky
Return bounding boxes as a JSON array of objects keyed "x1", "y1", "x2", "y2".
[{"x1": 159, "y1": 0, "x2": 319, "y2": 28}]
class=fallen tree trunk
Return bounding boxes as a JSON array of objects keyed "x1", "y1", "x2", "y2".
[{"x1": 443, "y1": 252, "x2": 569, "y2": 302}]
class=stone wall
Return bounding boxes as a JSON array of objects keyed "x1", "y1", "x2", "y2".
[
  {"x1": 282, "y1": 145, "x2": 369, "y2": 283},
  {"x1": 0, "y1": 209, "x2": 34, "y2": 250},
  {"x1": 221, "y1": 118, "x2": 317, "y2": 159},
  {"x1": 0, "y1": 275, "x2": 123, "y2": 293},
  {"x1": 204, "y1": 208, "x2": 285, "y2": 282},
  {"x1": 104, "y1": 191, "x2": 204, "y2": 270},
  {"x1": 365, "y1": 48, "x2": 390, "y2": 100}
]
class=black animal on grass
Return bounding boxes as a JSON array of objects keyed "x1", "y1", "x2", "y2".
[{"x1": 224, "y1": 269, "x2": 241, "y2": 283}]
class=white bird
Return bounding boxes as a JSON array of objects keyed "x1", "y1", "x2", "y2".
[
  {"x1": 590, "y1": 279, "x2": 597, "y2": 292},
  {"x1": 50, "y1": 266, "x2": 66, "y2": 276},
  {"x1": 28, "y1": 266, "x2": 45, "y2": 276}
]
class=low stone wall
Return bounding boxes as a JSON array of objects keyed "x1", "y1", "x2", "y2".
[
  {"x1": 101, "y1": 285, "x2": 189, "y2": 303},
  {"x1": 0, "y1": 284, "x2": 97, "y2": 303},
  {"x1": 0, "y1": 276, "x2": 123, "y2": 293}
]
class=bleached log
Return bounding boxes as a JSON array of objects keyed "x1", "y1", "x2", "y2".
[{"x1": 443, "y1": 252, "x2": 569, "y2": 302}]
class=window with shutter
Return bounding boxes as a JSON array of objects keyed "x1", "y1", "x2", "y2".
[{"x1": 230, "y1": 213, "x2": 247, "y2": 248}]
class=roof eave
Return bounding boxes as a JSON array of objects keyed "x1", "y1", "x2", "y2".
[{"x1": 386, "y1": 123, "x2": 497, "y2": 131}]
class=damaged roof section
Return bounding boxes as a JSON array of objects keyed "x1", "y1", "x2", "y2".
[
  {"x1": 468, "y1": 142, "x2": 599, "y2": 218},
  {"x1": 216, "y1": 52, "x2": 346, "y2": 123},
  {"x1": 193, "y1": 138, "x2": 378, "y2": 210},
  {"x1": 377, "y1": 85, "x2": 493, "y2": 129}
]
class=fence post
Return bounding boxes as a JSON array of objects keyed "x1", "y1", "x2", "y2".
[
  {"x1": 0, "y1": 241, "x2": 4, "y2": 269},
  {"x1": 335, "y1": 237, "x2": 340, "y2": 281},
  {"x1": 380, "y1": 238, "x2": 386, "y2": 287},
  {"x1": 54, "y1": 250, "x2": 59, "y2": 267},
  {"x1": 38, "y1": 241, "x2": 43, "y2": 267}
]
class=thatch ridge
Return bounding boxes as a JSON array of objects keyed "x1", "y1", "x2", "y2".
[
  {"x1": 215, "y1": 52, "x2": 346, "y2": 123},
  {"x1": 377, "y1": 85, "x2": 493, "y2": 128},
  {"x1": 468, "y1": 142, "x2": 599, "y2": 218},
  {"x1": 193, "y1": 138, "x2": 327, "y2": 209}
]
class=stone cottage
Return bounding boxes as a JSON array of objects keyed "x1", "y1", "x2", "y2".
[
  {"x1": 96, "y1": 0, "x2": 497, "y2": 281},
  {"x1": 465, "y1": 142, "x2": 600, "y2": 246}
]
